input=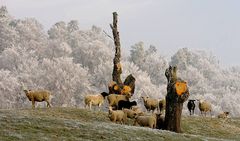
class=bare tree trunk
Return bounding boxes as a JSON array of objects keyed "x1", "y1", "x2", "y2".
[
  {"x1": 108, "y1": 12, "x2": 136, "y2": 96},
  {"x1": 163, "y1": 66, "x2": 189, "y2": 133},
  {"x1": 123, "y1": 74, "x2": 135, "y2": 95},
  {"x1": 110, "y1": 12, "x2": 122, "y2": 86}
]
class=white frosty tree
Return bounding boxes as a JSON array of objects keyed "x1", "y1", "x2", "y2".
[
  {"x1": 0, "y1": 6, "x2": 19, "y2": 52},
  {"x1": 129, "y1": 42, "x2": 168, "y2": 85},
  {"x1": 121, "y1": 61, "x2": 166, "y2": 102},
  {"x1": 0, "y1": 70, "x2": 20, "y2": 108},
  {"x1": 38, "y1": 57, "x2": 93, "y2": 107}
]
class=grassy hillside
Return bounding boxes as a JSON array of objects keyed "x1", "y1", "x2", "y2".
[{"x1": 0, "y1": 108, "x2": 240, "y2": 141}]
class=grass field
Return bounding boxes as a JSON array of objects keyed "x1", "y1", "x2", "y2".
[{"x1": 0, "y1": 107, "x2": 239, "y2": 141}]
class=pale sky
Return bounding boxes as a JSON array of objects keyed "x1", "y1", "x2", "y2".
[{"x1": 1, "y1": 0, "x2": 240, "y2": 66}]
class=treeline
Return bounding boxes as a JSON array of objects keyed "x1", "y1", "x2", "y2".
[{"x1": 0, "y1": 6, "x2": 240, "y2": 117}]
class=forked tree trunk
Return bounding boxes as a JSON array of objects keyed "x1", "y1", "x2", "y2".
[
  {"x1": 110, "y1": 12, "x2": 123, "y2": 86},
  {"x1": 163, "y1": 66, "x2": 189, "y2": 133}
]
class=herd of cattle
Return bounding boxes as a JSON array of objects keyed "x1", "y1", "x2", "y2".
[{"x1": 23, "y1": 89, "x2": 230, "y2": 129}]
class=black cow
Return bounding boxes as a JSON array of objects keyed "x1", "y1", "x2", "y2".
[{"x1": 187, "y1": 100, "x2": 195, "y2": 115}]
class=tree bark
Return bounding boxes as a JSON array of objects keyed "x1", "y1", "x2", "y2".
[
  {"x1": 108, "y1": 74, "x2": 136, "y2": 95},
  {"x1": 108, "y1": 12, "x2": 136, "y2": 96},
  {"x1": 123, "y1": 74, "x2": 135, "y2": 95},
  {"x1": 110, "y1": 12, "x2": 123, "y2": 86},
  {"x1": 163, "y1": 66, "x2": 189, "y2": 133}
]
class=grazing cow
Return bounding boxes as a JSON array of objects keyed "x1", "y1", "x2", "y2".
[{"x1": 187, "y1": 100, "x2": 195, "y2": 115}]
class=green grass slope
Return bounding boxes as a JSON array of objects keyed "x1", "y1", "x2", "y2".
[{"x1": 0, "y1": 108, "x2": 240, "y2": 141}]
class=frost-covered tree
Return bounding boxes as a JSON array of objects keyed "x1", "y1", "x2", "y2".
[
  {"x1": 68, "y1": 26, "x2": 113, "y2": 72},
  {"x1": 121, "y1": 61, "x2": 165, "y2": 101},
  {"x1": 0, "y1": 7, "x2": 95, "y2": 108},
  {"x1": 129, "y1": 42, "x2": 168, "y2": 85},
  {"x1": 0, "y1": 6, "x2": 19, "y2": 52},
  {"x1": 48, "y1": 21, "x2": 68, "y2": 40},
  {"x1": 44, "y1": 40, "x2": 72, "y2": 59},
  {"x1": 14, "y1": 18, "x2": 46, "y2": 44},
  {"x1": 129, "y1": 42, "x2": 145, "y2": 65},
  {"x1": 0, "y1": 45, "x2": 39, "y2": 72},
  {"x1": 91, "y1": 60, "x2": 113, "y2": 92},
  {"x1": 37, "y1": 57, "x2": 93, "y2": 107},
  {"x1": 47, "y1": 22, "x2": 114, "y2": 73},
  {"x1": 0, "y1": 70, "x2": 20, "y2": 108},
  {"x1": 67, "y1": 20, "x2": 79, "y2": 33}
]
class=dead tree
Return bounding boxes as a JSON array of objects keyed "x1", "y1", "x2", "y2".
[
  {"x1": 163, "y1": 66, "x2": 189, "y2": 133},
  {"x1": 108, "y1": 74, "x2": 135, "y2": 95},
  {"x1": 109, "y1": 12, "x2": 136, "y2": 95},
  {"x1": 110, "y1": 12, "x2": 123, "y2": 86},
  {"x1": 123, "y1": 74, "x2": 135, "y2": 95}
]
